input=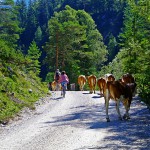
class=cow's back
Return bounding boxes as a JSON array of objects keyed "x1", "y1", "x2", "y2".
[
  {"x1": 107, "y1": 81, "x2": 127, "y2": 100},
  {"x1": 121, "y1": 73, "x2": 136, "y2": 96},
  {"x1": 78, "y1": 75, "x2": 86, "y2": 91},
  {"x1": 97, "y1": 77, "x2": 106, "y2": 95},
  {"x1": 87, "y1": 75, "x2": 97, "y2": 93},
  {"x1": 105, "y1": 73, "x2": 115, "y2": 81}
]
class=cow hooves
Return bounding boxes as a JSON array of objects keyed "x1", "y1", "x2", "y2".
[
  {"x1": 123, "y1": 114, "x2": 130, "y2": 120},
  {"x1": 126, "y1": 116, "x2": 130, "y2": 120},
  {"x1": 119, "y1": 117, "x2": 123, "y2": 121},
  {"x1": 106, "y1": 118, "x2": 110, "y2": 122},
  {"x1": 127, "y1": 116, "x2": 130, "y2": 119},
  {"x1": 123, "y1": 115, "x2": 126, "y2": 120}
]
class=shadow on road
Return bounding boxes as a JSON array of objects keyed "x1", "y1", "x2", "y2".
[
  {"x1": 51, "y1": 97, "x2": 62, "y2": 100},
  {"x1": 43, "y1": 96, "x2": 150, "y2": 150},
  {"x1": 92, "y1": 95, "x2": 101, "y2": 99}
]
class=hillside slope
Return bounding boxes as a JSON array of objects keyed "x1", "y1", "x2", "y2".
[{"x1": 0, "y1": 63, "x2": 48, "y2": 123}]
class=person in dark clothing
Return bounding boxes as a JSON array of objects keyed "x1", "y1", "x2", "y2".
[
  {"x1": 54, "y1": 69, "x2": 61, "y2": 83},
  {"x1": 54, "y1": 69, "x2": 61, "y2": 91}
]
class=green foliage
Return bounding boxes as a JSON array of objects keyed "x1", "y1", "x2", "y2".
[
  {"x1": 0, "y1": 0, "x2": 21, "y2": 49},
  {"x1": 13, "y1": 0, "x2": 126, "y2": 80},
  {"x1": 100, "y1": 0, "x2": 150, "y2": 105},
  {"x1": 0, "y1": 93, "x2": 20, "y2": 121},
  {"x1": 118, "y1": 0, "x2": 150, "y2": 104},
  {"x1": 45, "y1": 5, "x2": 107, "y2": 84},
  {"x1": 107, "y1": 33, "x2": 117, "y2": 62},
  {"x1": 34, "y1": 26, "x2": 43, "y2": 45},
  {"x1": 27, "y1": 41, "x2": 41, "y2": 75},
  {"x1": 0, "y1": 2, "x2": 48, "y2": 122},
  {"x1": 0, "y1": 64, "x2": 48, "y2": 122},
  {"x1": 1, "y1": 0, "x2": 150, "y2": 121}
]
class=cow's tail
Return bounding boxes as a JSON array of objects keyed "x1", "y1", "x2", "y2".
[
  {"x1": 92, "y1": 77, "x2": 96, "y2": 93},
  {"x1": 105, "y1": 81, "x2": 109, "y2": 104},
  {"x1": 81, "y1": 78, "x2": 85, "y2": 91},
  {"x1": 105, "y1": 81, "x2": 110, "y2": 121},
  {"x1": 81, "y1": 80, "x2": 83, "y2": 90},
  {"x1": 106, "y1": 87, "x2": 109, "y2": 101}
]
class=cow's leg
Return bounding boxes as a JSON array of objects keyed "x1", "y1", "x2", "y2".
[
  {"x1": 93, "y1": 84, "x2": 95, "y2": 94},
  {"x1": 105, "y1": 100, "x2": 110, "y2": 122},
  {"x1": 90, "y1": 88, "x2": 92, "y2": 94},
  {"x1": 91, "y1": 85, "x2": 93, "y2": 93},
  {"x1": 90, "y1": 87, "x2": 92, "y2": 93},
  {"x1": 123, "y1": 101, "x2": 130, "y2": 120},
  {"x1": 80, "y1": 85, "x2": 82, "y2": 91},
  {"x1": 83, "y1": 84, "x2": 85, "y2": 91},
  {"x1": 116, "y1": 98, "x2": 122, "y2": 120},
  {"x1": 100, "y1": 90, "x2": 102, "y2": 95},
  {"x1": 81, "y1": 80, "x2": 84, "y2": 91},
  {"x1": 105, "y1": 89, "x2": 110, "y2": 122},
  {"x1": 92, "y1": 87, "x2": 94, "y2": 94},
  {"x1": 82, "y1": 84, "x2": 84, "y2": 91},
  {"x1": 94, "y1": 86, "x2": 95, "y2": 94},
  {"x1": 100, "y1": 87, "x2": 103, "y2": 95}
]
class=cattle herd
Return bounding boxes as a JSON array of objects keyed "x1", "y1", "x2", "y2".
[
  {"x1": 78, "y1": 73, "x2": 137, "y2": 122},
  {"x1": 49, "y1": 73, "x2": 136, "y2": 122}
]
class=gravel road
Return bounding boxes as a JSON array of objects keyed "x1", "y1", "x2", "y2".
[{"x1": 0, "y1": 91, "x2": 150, "y2": 150}]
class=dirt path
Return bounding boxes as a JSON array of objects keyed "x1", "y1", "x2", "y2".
[{"x1": 0, "y1": 91, "x2": 150, "y2": 150}]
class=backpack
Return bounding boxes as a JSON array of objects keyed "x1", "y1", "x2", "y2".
[{"x1": 55, "y1": 72, "x2": 60, "y2": 81}]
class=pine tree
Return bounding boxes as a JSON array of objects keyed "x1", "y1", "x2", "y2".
[
  {"x1": 0, "y1": 0, "x2": 21, "y2": 49},
  {"x1": 34, "y1": 26, "x2": 42, "y2": 46},
  {"x1": 117, "y1": 0, "x2": 150, "y2": 103},
  {"x1": 27, "y1": 41, "x2": 41, "y2": 75},
  {"x1": 44, "y1": 5, "x2": 107, "y2": 83}
]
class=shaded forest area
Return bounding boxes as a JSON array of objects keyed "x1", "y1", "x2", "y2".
[
  {"x1": 16, "y1": 0, "x2": 150, "y2": 103},
  {"x1": 0, "y1": 0, "x2": 150, "y2": 112}
]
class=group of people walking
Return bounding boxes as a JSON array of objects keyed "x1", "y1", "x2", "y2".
[
  {"x1": 48, "y1": 69, "x2": 69, "y2": 91},
  {"x1": 54, "y1": 69, "x2": 69, "y2": 85}
]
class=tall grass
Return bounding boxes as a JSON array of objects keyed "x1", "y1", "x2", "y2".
[{"x1": 0, "y1": 65, "x2": 48, "y2": 122}]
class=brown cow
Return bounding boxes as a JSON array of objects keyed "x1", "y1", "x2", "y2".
[
  {"x1": 86, "y1": 75, "x2": 97, "y2": 94},
  {"x1": 121, "y1": 73, "x2": 136, "y2": 96},
  {"x1": 105, "y1": 73, "x2": 115, "y2": 81},
  {"x1": 78, "y1": 75, "x2": 86, "y2": 91},
  {"x1": 121, "y1": 73, "x2": 135, "y2": 83},
  {"x1": 51, "y1": 81, "x2": 61, "y2": 91},
  {"x1": 97, "y1": 77, "x2": 106, "y2": 95},
  {"x1": 103, "y1": 80, "x2": 135, "y2": 122}
]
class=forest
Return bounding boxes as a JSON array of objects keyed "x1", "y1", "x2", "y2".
[{"x1": 0, "y1": 0, "x2": 150, "y2": 121}]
